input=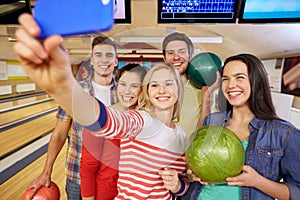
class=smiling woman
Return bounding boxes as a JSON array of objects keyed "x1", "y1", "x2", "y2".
[
  {"x1": 80, "y1": 63, "x2": 148, "y2": 200},
  {"x1": 116, "y1": 64, "x2": 147, "y2": 109},
  {"x1": 75, "y1": 64, "x2": 189, "y2": 200},
  {"x1": 139, "y1": 67, "x2": 180, "y2": 122},
  {"x1": 181, "y1": 54, "x2": 300, "y2": 200}
]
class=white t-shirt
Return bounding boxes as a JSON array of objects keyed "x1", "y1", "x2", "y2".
[{"x1": 92, "y1": 81, "x2": 112, "y2": 106}]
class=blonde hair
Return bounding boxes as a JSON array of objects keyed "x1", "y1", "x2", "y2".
[{"x1": 136, "y1": 63, "x2": 184, "y2": 122}]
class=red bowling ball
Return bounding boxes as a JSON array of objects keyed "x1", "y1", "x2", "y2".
[{"x1": 22, "y1": 181, "x2": 60, "y2": 200}]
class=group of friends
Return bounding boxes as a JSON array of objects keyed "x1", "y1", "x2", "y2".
[{"x1": 16, "y1": 13, "x2": 300, "y2": 200}]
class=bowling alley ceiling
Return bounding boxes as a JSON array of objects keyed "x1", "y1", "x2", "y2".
[{"x1": 0, "y1": 0, "x2": 300, "y2": 64}]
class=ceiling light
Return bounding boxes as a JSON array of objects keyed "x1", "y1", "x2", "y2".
[
  {"x1": 135, "y1": 49, "x2": 162, "y2": 54},
  {"x1": 8, "y1": 37, "x2": 17, "y2": 42},
  {"x1": 68, "y1": 49, "x2": 91, "y2": 55},
  {"x1": 117, "y1": 49, "x2": 133, "y2": 54},
  {"x1": 142, "y1": 54, "x2": 164, "y2": 58},
  {"x1": 120, "y1": 36, "x2": 223, "y2": 43},
  {"x1": 68, "y1": 49, "x2": 133, "y2": 55},
  {"x1": 118, "y1": 54, "x2": 141, "y2": 58},
  {"x1": 191, "y1": 36, "x2": 223, "y2": 43}
]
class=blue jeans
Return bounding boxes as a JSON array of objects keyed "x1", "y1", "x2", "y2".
[{"x1": 65, "y1": 178, "x2": 82, "y2": 200}]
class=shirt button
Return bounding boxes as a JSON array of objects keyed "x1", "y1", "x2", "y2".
[{"x1": 267, "y1": 152, "x2": 271, "y2": 155}]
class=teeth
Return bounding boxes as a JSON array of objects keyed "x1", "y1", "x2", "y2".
[
  {"x1": 122, "y1": 96, "x2": 132, "y2": 102},
  {"x1": 229, "y1": 91, "x2": 241, "y2": 96},
  {"x1": 157, "y1": 97, "x2": 169, "y2": 101},
  {"x1": 98, "y1": 65, "x2": 108, "y2": 69}
]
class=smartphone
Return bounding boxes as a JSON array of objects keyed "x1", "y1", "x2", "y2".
[{"x1": 34, "y1": 0, "x2": 114, "y2": 39}]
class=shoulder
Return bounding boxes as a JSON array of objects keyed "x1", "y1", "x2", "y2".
[
  {"x1": 263, "y1": 119, "x2": 300, "y2": 134},
  {"x1": 175, "y1": 125, "x2": 188, "y2": 147},
  {"x1": 78, "y1": 79, "x2": 90, "y2": 85},
  {"x1": 78, "y1": 80, "x2": 92, "y2": 90},
  {"x1": 135, "y1": 110, "x2": 151, "y2": 121},
  {"x1": 203, "y1": 112, "x2": 228, "y2": 126},
  {"x1": 186, "y1": 80, "x2": 202, "y2": 92},
  {"x1": 175, "y1": 125, "x2": 187, "y2": 136},
  {"x1": 127, "y1": 110, "x2": 153, "y2": 127}
]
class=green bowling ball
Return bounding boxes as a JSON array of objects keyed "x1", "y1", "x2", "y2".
[
  {"x1": 187, "y1": 52, "x2": 222, "y2": 88},
  {"x1": 185, "y1": 125, "x2": 245, "y2": 184}
]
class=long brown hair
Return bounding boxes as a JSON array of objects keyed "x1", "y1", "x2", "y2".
[{"x1": 218, "y1": 53, "x2": 280, "y2": 120}]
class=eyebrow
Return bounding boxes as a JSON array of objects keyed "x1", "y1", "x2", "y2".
[
  {"x1": 223, "y1": 72, "x2": 247, "y2": 77},
  {"x1": 150, "y1": 79, "x2": 174, "y2": 83},
  {"x1": 166, "y1": 48, "x2": 187, "y2": 52},
  {"x1": 93, "y1": 52, "x2": 114, "y2": 56},
  {"x1": 93, "y1": 52, "x2": 102, "y2": 55}
]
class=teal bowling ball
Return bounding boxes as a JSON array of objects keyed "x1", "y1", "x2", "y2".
[{"x1": 187, "y1": 52, "x2": 222, "y2": 88}]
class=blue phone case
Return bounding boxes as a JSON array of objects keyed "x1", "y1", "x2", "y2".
[{"x1": 34, "y1": 0, "x2": 114, "y2": 39}]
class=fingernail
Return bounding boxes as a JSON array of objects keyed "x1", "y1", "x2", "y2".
[{"x1": 39, "y1": 51, "x2": 48, "y2": 59}]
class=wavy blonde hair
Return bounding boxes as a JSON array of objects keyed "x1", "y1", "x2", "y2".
[{"x1": 136, "y1": 63, "x2": 184, "y2": 122}]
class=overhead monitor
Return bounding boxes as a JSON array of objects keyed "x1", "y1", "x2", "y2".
[
  {"x1": 114, "y1": 0, "x2": 131, "y2": 24},
  {"x1": 157, "y1": 0, "x2": 239, "y2": 23},
  {"x1": 239, "y1": 0, "x2": 300, "y2": 23}
]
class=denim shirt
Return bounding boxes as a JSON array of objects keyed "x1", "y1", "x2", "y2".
[{"x1": 182, "y1": 111, "x2": 300, "y2": 200}]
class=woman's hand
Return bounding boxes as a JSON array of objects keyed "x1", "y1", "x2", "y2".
[
  {"x1": 13, "y1": 13, "x2": 72, "y2": 95},
  {"x1": 226, "y1": 165, "x2": 261, "y2": 187},
  {"x1": 159, "y1": 168, "x2": 181, "y2": 192},
  {"x1": 186, "y1": 168, "x2": 210, "y2": 185},
  {"x1": 13, "y1": 13, "x2": 79, "y2": 117}
]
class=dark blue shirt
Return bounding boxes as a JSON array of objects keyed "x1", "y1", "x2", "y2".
[{"x1": 182, "y1": 111, "x2": 300, "y2": 200}]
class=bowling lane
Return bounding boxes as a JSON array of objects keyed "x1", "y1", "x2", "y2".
[
  {"x1": 0, "y1": 112, "x2": 57, "y2": 158},
  {"x1": 0, "y1": 94, "x2": 51, "y2": 110},
  {"x1": 0, "y1": 100, "x2": 58, "y2": 127}
]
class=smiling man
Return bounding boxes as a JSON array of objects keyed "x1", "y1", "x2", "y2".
[
  {"x1": 25, "y1": 36, "x2": 119, "y2": 200},
  {"x1": 89, "y1": 36, "x2": 118, "y2": 105},
  {"x1": 162, "y1": 32, "x2": 207, "y2": 138},
  {"x1": 79, "y1": 36, "x2": 120, "y2": 200}
]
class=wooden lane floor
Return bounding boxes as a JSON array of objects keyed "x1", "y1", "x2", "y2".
[
  {"x1": 0, "y1": 100, "x2": 58, "y2": 127},
  {"x1": 0, "y1": 140, "x2": 67, "y2": 200},
  {"x1": 0, "y1": 94, "x2": 51, "y2": 110},
  {"x1": 0, "y1": 112, "x2": 57, "y2": 158}
]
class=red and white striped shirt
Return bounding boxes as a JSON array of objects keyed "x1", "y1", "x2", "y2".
[{"x1": 91, "y1": 107, "x2": 188, "y2": 200}]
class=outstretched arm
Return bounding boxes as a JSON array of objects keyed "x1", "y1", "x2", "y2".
[{"x1": 13, "y1": 13, "x2": 99, "y2": 127}]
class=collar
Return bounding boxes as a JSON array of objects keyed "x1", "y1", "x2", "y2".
[
  {"x1": 249, "y1": 116, "x2": 266, "y2": 131},
  {"x1": 223, "y1": 110, "x2": 266, "y2": 131}
]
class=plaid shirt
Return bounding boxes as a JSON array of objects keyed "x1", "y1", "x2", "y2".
[{"x1": 56, "y1": 78, "x2": 118, "y2": 184}]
